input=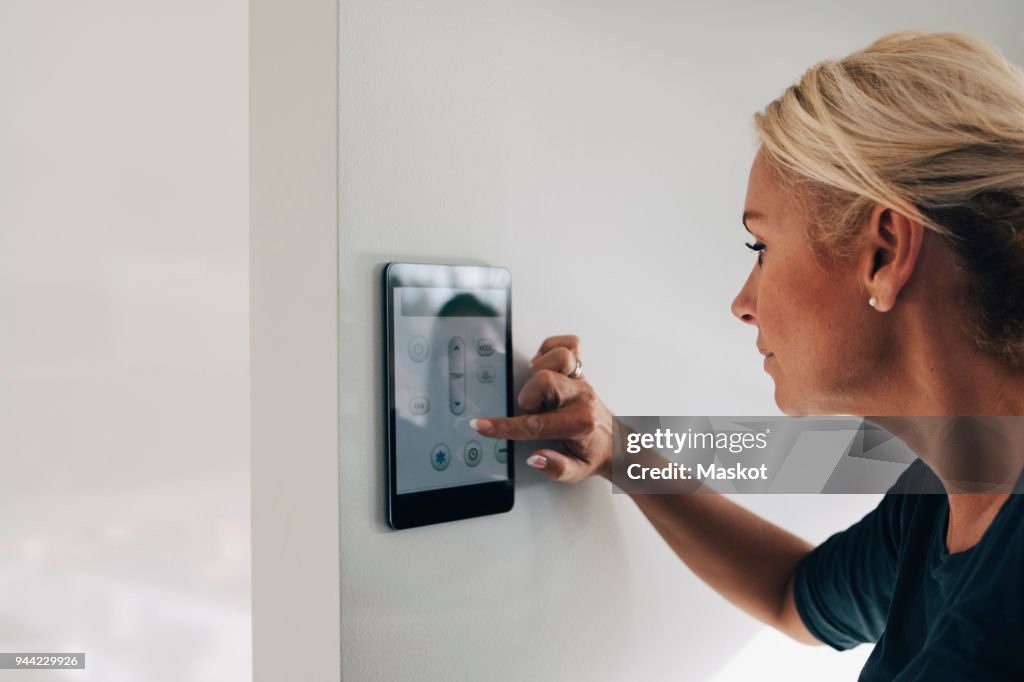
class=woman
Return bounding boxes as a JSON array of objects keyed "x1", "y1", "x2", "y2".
[{"x1": 470, "y1": 31, "x2": 1024, "y2": 680}]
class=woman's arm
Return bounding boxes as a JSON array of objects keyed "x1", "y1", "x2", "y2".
[{"x1": 624, "y1": 475, "x2": 819, "y2": 644}]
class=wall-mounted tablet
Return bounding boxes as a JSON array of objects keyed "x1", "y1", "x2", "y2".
[{"x1": 383, "y1": 262, "x2": 514, "y2": 529}]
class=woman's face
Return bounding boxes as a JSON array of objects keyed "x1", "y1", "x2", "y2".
[{"x1": 731, "y1": 151, "x2": 884, "y2": 415}]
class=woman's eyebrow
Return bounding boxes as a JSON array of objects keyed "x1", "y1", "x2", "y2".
[{"x1": 742, "y1": 209, "x2": 766, "y2": 233}]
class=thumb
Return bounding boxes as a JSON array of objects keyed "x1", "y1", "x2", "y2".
[{"x1": 524, "y1": 448, "x2": 589, "y2": 482}]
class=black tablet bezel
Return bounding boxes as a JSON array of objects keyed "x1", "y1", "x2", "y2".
[{"x1": 383, "y1": 262, "x2": 515, "y2": 530}]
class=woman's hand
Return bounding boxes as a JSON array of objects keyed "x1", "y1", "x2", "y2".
[{"x1": 471, "y1": 335, "x2": 616, "y2": 482}]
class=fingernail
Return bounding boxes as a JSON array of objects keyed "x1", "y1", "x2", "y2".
[
  {"x1": 470, "y1": 418, "x2": 492, "y2": 433},
  {"x1": 526, "y1": 454, "x2": 547, "y2": 469},
  {"x1": 530, "y1": 352, "x2": 541, "y2": 364}
]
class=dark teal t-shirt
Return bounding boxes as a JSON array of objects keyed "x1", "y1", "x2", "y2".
[{"x1": 793, "y1": 459, "x2": 1024, "y2": 680}]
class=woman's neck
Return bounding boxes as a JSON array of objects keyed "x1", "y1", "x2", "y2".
[{"x1": 871, "y1": 346, "x2": 1024, "y2": 553}]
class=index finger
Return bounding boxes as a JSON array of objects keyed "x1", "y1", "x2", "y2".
[
  {"x1": 471, "y1": 410, "x2": 583, "y2": 441},
  {"x1": 534, "y1": 334, "x2": 580, "y2": 359}
]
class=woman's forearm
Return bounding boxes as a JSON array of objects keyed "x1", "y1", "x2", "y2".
[{"x1": 605, "y1": 447, "x2": 820, "y2": 644}]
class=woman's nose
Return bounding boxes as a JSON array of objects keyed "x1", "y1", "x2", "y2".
[{"x1": 731, "y1": 269, "x2": 758, "y2": 325}]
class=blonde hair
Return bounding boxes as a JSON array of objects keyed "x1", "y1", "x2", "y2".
[{"x1": 754, "y1": 30, "x2": 1024, "y2": 367}]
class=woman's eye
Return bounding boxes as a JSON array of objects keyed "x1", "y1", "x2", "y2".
[{"x1": 745, "y1": 241, "x2": 766, "y2": 267}]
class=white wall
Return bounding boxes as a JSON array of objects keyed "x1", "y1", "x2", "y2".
[
  {"x1": 0, "y1": 2, "x2": 250, "y2": 681},
  {"x1": 250, "y1": 1, "x2": 340, "y2": 681},
  {"x1": 337, "y1": 2, "x2": 1024, "y2": 681}
]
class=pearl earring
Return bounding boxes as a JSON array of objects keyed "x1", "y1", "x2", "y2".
[{"x1": 868, "y1": 296, "x2": 878, "y2": 308}]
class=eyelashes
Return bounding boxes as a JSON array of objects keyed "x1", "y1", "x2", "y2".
[{"x1": 745, "y1": 241, "x2": 766, "y2": 267}]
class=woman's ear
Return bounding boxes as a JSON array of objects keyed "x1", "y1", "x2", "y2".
[{"x1": 861, "y1": 204, "x2": 925, "y2": 312}]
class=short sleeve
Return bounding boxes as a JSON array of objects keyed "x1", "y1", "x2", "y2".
[{"x1": 793, "y1": 490, "x2": 906, "y2": 650}]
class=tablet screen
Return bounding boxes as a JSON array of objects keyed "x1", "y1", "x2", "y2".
[{"x1": 391, "y1": 284, "x2": 511, "y2": 494}]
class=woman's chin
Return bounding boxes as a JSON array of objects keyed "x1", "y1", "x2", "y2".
[
  {"x1": 775, "y1": 389, "x2": 858, "y2": 417},
  {"x1": 773, "y1": 385, "x2": 812, "y2": 417}
]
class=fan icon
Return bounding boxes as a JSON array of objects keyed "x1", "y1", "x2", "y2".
[{"x1": 430, "y1": 444, "x2": 451, "y2": 471}]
